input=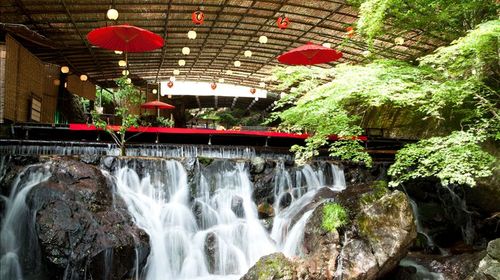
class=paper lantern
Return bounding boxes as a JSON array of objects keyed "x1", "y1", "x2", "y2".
[
  {"x1": 61, "y1": 66, "x2": 69, "y2": 73},
  {"x1": 259, "y1": 82, "x2": 266, "y2": 88},
  {"x1": 218, "y1": 78, "x2": 225, "y2": 83},
  {"x1": 192, "y1": 10, "x2": 204, "y2": 25},
  {"x1": 169, "y1": 76, "x2": 176, "y2": 82},
  {"x1": 244, "y1": 50, "x2": 252, "y2": 57},
  {"x1": 80, "y1": 74, "x2": 88, "y2": 81},
  {"x1": 211, "y1": 82, "x2": 217, "y2": 90},
  {"x1": 362, "y1": 50, "x2": 371, "y2": 57},
  {"x1": 187, "y1": 30, "x2": 197, "y2": 39},
  {"x1": 322, "y1": 42, "x2": 332, "y2": 48},
  {"x1": 346, "y1": 26, "x2": 355, "y2": 38},
  {"x1": 277, "y1": 16, "x2": 290, "y2": 29},
  {"x1": 394, "y1": 37, "x2": 405, "y2": 45},
  {"x1": 173, "y1": 69, "x2": 180, "y2": 75},
  {"x1": 250, "y1": 88, "x2": 256, "y2": 94},
  {"x1": 122, "y1": 70, "x2": 129, "y2": 75},
  {"x1": 118, "y1": 60, "x2": 127, "y2": 67},
  {"x1": 226, "y1": 70, "x2": 233, "y2": 75},
  {"x1": 167, "y1": 81, "x2": 174, "y2": 88},
  {"x1": 182, "y1": 47, "x2": 191, "y2": 55},
  {"x1": 259, "y1": 35, "x2": 268, "y2": 44},
  {"x1": 234, "y1": 60, "x2": 241, "y2": 67},
  {"x1": 106, "y1": 8, "x2": 119, "y2": 20},
  {"x1": 126, "y1": 78, "x2": 132, "y2": 84},
  {"x1": 152, "y1": 89, "x2": 158, "y2": 94},
  {"x1": 114, "y1": 50, "x2": 123, "y2": 55},
  {"x1": 178, "y1": 59, "x2": 186, "y2": 66}
]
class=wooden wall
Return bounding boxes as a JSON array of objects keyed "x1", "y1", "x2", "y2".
[
  {"x1": 67, "y1": 74, "x2": 96, "y2": 101},
  {"x1": 3, "y1": 35, "x2": 59, "y2": 123},
  {"x1": 0, "y1": 44, "x2": 5, "y2": 123}
]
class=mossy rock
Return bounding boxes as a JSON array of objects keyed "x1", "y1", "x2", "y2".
[
  {"x1": 197, "y1": 157, "x2": 214, "y2": 166},
  {"x1": 240, "y1": 253, "x2": 296, "y2": 280}
]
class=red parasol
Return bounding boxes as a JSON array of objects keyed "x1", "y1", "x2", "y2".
[
  {"x1": 87, "y1": 25, "x2": 164, "y2": 52},
  {"x1": 141, "y1": 100, "x2": 175, "y2": 110},
  {"x1": 277, "y1": 42, "x2": 342, "y2": 65}
]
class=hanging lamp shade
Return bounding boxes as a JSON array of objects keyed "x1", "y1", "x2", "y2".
[
  {"x1": 277, "y1": 42, "x2": 342, "y2": 65},
  {"x1": 192, "y1": 10, "x2": 204, "y2": 25},
  {"x1": 87, "y1": 25, "x2": 164, "y2": 52}
]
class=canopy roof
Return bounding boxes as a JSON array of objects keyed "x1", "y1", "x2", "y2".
[{"x1": 2, "y1": 0, "x2": 443, "y2": 111}]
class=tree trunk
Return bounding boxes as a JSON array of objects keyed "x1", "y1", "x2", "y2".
[{"x1": 119, "y1": 133, "x2": 126, "y2": 156}]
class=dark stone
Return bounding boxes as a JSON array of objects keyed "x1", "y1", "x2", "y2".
[
  {"x1": 101, "y1": 156, "x2": 116, "y2": 171},
  {"x1": 250, "y1": 157, "x2": 266, "y2": 174},
  {"x1": 231, "y1": 195, "x2": 245, "y2": 218},
  {"x1": 204, "y1": 232, "x2": 218, "y2": 274},
  {"x1": 79, "y1": 154, "x2": 101, "y2": 165},
  {"x1": 279, "y1": 192, "x2": 292, "y2": 209},
  {"x1": 26, "y1": 157, "x2": 150, "y2": 280}
]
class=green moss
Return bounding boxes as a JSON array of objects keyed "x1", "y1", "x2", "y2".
[
  {"x1": 359, "y1": 180, "x2": 389, "y2": 206},
  {"x1": 197, "y1": 157, "x2": 214, "y2": 166},
  {"x1": 321, "y1": 203, "x2": 349, "y2": 232}
]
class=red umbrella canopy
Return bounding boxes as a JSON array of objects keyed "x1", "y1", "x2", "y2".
[
  {"x1": 141, "y1": 100, "x2": 175, "y2": 110},
  {"x1": 87, "y1": 25, "x2": 164, "y2": 52},
  {"x1": 277, "y1": 42, "x2": 342, "y2": 65}
]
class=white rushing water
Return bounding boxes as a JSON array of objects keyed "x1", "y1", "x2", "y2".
[
  {"x1": 112, "y1": 159, "x2": 346, "y2": 279},
  {"x1": 0, "y1": 163, "x2": 51, "y2": 280}
]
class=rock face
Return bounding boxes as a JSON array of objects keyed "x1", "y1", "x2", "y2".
[
  {"x1": 26, "y1": 157, "x2": 149, "y2": 279},
  {"x1": 476, "y1": 238, "x2": 500, "y2": 280},
  {"x1": 240, "y1": 253, "x2": 296, "y2": 280},
  {"x1": 241, "y1": 189, "x2": 417, "y2": 280},
  {"x1": 349, "y1": 190, "x2": 417, "y2": 279}
]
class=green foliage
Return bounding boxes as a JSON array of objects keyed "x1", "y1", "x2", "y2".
[
  {"x1": 349, "y1": 0, "x2": 498, "y2": 43},
  {"x1": 269, "y1": 20, "x2": 499, "y2": 187},
  {"x1": 156, "y1": 116, "x2": 174, "y2": 127},
  {"x1": 360, "y1": 180, "x2": 389, "y2": 205},
  {"x1": 388, "y1": 131, "x2": 496, "y2": 187},
  {"x1": 95, "y1": 87, "x2": 114, "y2": 106},
  {"x1": 322, "y1": 203, "x2": 349, "y2": 232},
  {"x1": 91, "y1": 76, "x2": 144, "y2": 156}
]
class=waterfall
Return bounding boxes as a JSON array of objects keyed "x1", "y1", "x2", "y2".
[
  {"x1": 399, "y1": 258, "x2": 444, "y2": 280},
  {"x1": 0, "y1": 163, "x2": 51, "y2": 280},
  {"x1": 409, "y1": 199, "x2": 436, "y2": 248},
  {"x1": 112, "y1": 159, "x2": 276, "y2": 280},
  {"x1": 112, "y1": 158, "x2": 347, "y2": 279}
]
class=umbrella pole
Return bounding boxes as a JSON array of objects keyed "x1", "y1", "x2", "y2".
[{"x1": 157, "y1": 84, "x2": 160, "y2": 118}]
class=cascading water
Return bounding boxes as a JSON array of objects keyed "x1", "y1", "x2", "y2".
[
  {"x1": 111, "y1": 158, "x2": 347, "y2": 279},
  {"x1": 0, "y1": 162, "x2": 51, "y2": 280}
]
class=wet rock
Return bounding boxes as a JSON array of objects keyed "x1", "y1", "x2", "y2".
[
  {"x1": 231, "y1": 195, "x2": 245, "y2": 218},
  {"x1": 205, "y1": 232, "x2": 218, "y2": 274},
  {"x1": 476, "y1": 238, "x2": 500, "y2": 280},
  {"x1": 250, "y1": 157, "x2": 266, "y2": 174},
  {"x1": 27, "y1": 157, "x2": 149, "y2": 280},
  {"x1": 258, "y1": 202, "x2": 275, "y2": 219},
  {"x1": 279, "y1": 192, "x2": 292, "y2": 209},
  {"x1": 302, "y1": 202, "x2": 340, "y2": 279},
  {"x1": 353, "y1": 190, "x2": 417, "y2": 278},
  {"x1": 101, "y1": 156, "x2": 116, "y2": 171},
  {"x1": 79, "y1": 154, "x2": 100, "y2": 165},
  {"x1": 240, "y1": 252, "x2": 296, "y2": 280},
  {"x1": 253, "y1": 171, "x2": 275, "y2": 205},
  {"x1": 341, "y1": 239, "x2": 378, "y2": 280}
]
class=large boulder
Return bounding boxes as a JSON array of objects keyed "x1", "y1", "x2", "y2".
[
  {"x1": 341, "y1": 190, "x2": 417, "y2": 280},
  {"x1": 27, "y1": 157, "x2": 150, "y2": 280},
  {"x1": 240, "y1": 253, "x2": 296, "y2": 280},
  {"x1": 476, "y1": 238, "x2": 500, "y2": 280}
]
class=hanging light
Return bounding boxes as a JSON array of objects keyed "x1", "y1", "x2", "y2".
[
  {"x1": 169, "y1": 76, "x2": 176, "y2": 82},
  {"x1": 114, "y1": 50, "x2": 123, "y2": 55},
  {"x1": 258, "y1": 35, "x2": 268, "y2": 44},
  {"x1": 362, "y1": 50, "x2": 371, "y2": 57},
  {"x1": 64, "y1": 82, "x2": 67, "y2": 88},
  {"x1": 178, "y1": 59, "x2": 186, "y2": 66},
  {"x1": 53, "y1": 79, "x2": 60, "y2": 86},
  {"x1": 394, "y1": 37, "x2": 405, "y2": 45},
  {"x1": 182, "y1": 47, "x2": 191, "y2": 55},
  {"x1": 218, "y1": 78, "x2": 224, "y2": 83},
  {"x1": 167, "y1": 81, "x2": 174, "y2": 88},
  {"x1": 187, "y1": 30, "x2": 197, "y2": 39},
  {"x1": 126, "y1": 78, "x2": 132, "y2": 84},
  {"x1": 250, "y1": 88, "x2": 256, "y2": 94},
  {"x1": 259, "y1": 82, "x2": 266, "y2": 88},
  {"x1": 211, "y1": 82, "x2": 217, "y2": 90},
  {"x1": 244, "y1": 50, "x2": 252, "y2": 58},
  {"x1": 168, "y1": 94, "x2": 172, "y2": 99},
  {"x1": 173, "y1": 69, "x2": 180, "y2": 75},
  {"x1": 277, "y1": 15, "x2": 290, "y2": 29},
  {"x1": 322, "y1": 42, "x2": 332, "y2": 48},
  {"x1": 80, "y1": 74, "x2": 88, "y2": 81},
  {"x1": 122, "y1": 70, "x2": 129, "y2": 76},
  {"x1": 152, "y1": 89, "x2": 158, "y2": 94},
  {"x1": 192, "y1": 10, "x2": 204, "y2": 25},
  {"x1": 226, "y1": 70, "x2": 233, "y2": 75},
  {"x1": 118, "y1": 60, "x2": 127, "y2": 67},
  {"x1": 346, "y1": 26, "x2": 355, "y2": 38},
  {"x1": 254, "y1": 97, "x2": 259, "y2": 101},
  {"x1": 280, "y1": 92, "x2": 286, "y2": 98},
  {"x1": 234, "y1": 60, "x2": 241, "y2": 67},
  {"x1": 61, "y1": 66, "x2": 70, "y2": 73},
  {"x1": 106, "y1": 8, "x2": 119, "y2": 20}
]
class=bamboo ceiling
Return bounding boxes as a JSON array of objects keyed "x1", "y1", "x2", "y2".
[{"x1": 1, "y1": 0, "x2": 442, "y2": 111}]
